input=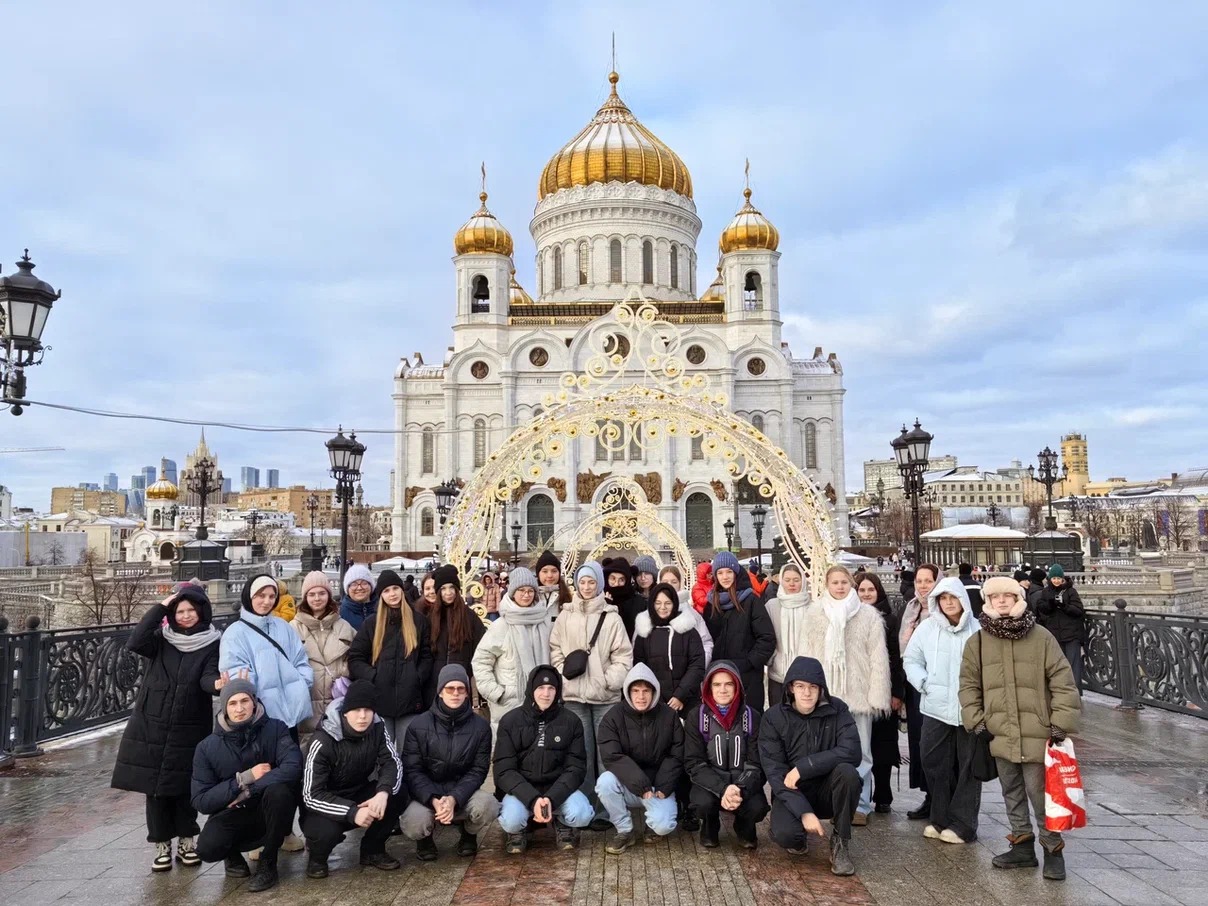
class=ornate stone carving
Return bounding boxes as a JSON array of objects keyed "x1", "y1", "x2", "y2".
[
  {"x1": 404, "y1": 486, "x2": 424, "y2": 509},
  {"x1": 577, "y1": 469, "x2": 612, "y2": 503},
  {"x1": 547, "y1": 477, "x2": 568, "y2": 503},
  {"x1": 671, "y1": 478, "x2": 687, "y2": 502},
  {"x1": 825, "y1": 483, "x2": 837, "y2": 505},
  {"x1": 510, "y1": 481, "x2": 535, "y2": 504},
  {"x1": 634, "y1": 472, "x2": 662, "y2": 505},
  {"x1": 710, "y1": 479, "x2": 728, "y2": 502}
]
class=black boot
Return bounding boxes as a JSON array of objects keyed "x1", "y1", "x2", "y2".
[
  {"x1": 416, "y1": 833, "x2": 438, "y2": 862},
  {"x1": 1042, "y1": 842, "x2": 1066, "y2": 881},
  {"x1": 457, "y1": 827, "x2": 478, "y2": 857},
  {"x1": 829, "y1": 835, "x2": 855, "y2": 876},
  {"x1": 733, "y1": 816, "x2": 758, "y2": 849},
  {"x1": 699, "y1": 813, "x2": 720, "y2": 848},
  {"x1": 224, "y1": 853, "x2": 251, "y2": 878},
  {"x1": 246, "y1": 850, "x2": 279, "y2": 893},
  {"x1": 906, "y1": 796, "x2": 932, "y2": 820},
  {"x1": 992, "y1": 833, "x2": 1039, "y2": 869}
]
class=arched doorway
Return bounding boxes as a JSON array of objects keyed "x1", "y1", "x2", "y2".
[
  {"x1": 158, "y1": 541, "x2": 176, "y2": 561},
  {"x1": 685, "y1": 492, "x2": 713, "y2": 550},
  {"x1": 526, "y1": 494, "x2": 555, "y2": 549}
]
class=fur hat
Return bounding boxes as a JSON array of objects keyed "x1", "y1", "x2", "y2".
[
  {"x1": 431, "y1": 564, "x2": 461, "y2": 593},
  {"x1": 342, "y1": 562, "x2": 374, "y2": 593},
  {"x1": 982, "y1": 575, "x2": 1026, "y2": 601}
]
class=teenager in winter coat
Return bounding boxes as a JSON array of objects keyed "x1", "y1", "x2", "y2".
[
  {"x1": 603, "y1": 556, "x2": 643, "y2": 638},
  {"x1": 112, "y1": 584, "x2": 222, "y2": 872},
  {"x1": 766, "y1": 562, "x2": 811, "y2": 708},
  {"x1": 632, "y1": 555, "x2": 659, "y2": 607},
  {"x1": 291, "y1": 571, "x2": 356, "y2": 735},
  {"x1": 1036, "y1": 565, "x2": 1086, "y2": 690},
  {"x1": 631, "y1": 582, "x2": 706, "y2": 714},
  {"x1": 338, "y1": 563, "x2": 377, "y2": 630},
  {"x1": 854, "y1": 572, "x2": 904, "y2": 813},
  {"x1": 960, "y1": 575, "x2": 1080, "y2": 881},
  {"x1": 684, "y1": 661, "x2": 768, "y2": 849},
  {"x1": 299, "y1": 679, "x2": 404, "y2": 878},
  {"x1": 422, "y1": 565, "x2": 487, "y2": 706},
  {"x1": 690, "y1": 561, "x2": 713, "y2": 615},
  {"x1": 549, "y1": 561, "x2": 633, "y2": 823},
  {"x1": 800, "y1": 565, "x2": 891, "y2": 825},
  {"x1": 658, "y1": 564, "x2": 714, "y2": 662},
  {"x1": 347, "y1": 569, "x2": 433, "y2": 746},
  {"x1": 472, "y1": 567, "x2": 554, "y2": 732},
  {"x1": 191, "y1": 679, "x2": 302, "y2": 893},
  {"x1": 703, "y1": 551, "x2": 776, "y2": 712},
  {"x1": 595, "y1": 664, "x2": 685, "y2": 853},
  {"x1": 533, "y1": 550, "x2": 573, "y2": 612},
  {"x1": 758, "y1": 656, "x2": 861, "y2": 876},
  {"x1": 897, "y1": 562, "x2": 940, "y2": 816},
  {"x1": 493, "y1": 665, "x2": 593, "y2": 853},
  {"x1": 903, "y1": 577, "x2": 981, "y2": 844},
  {"x1": 400, "y1": 665, "x2": 500, "y2": 860}
]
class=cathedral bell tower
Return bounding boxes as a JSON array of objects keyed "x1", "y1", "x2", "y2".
[
  {"x1": 452, "y1": 170, "x2": 513, "y2": 327},
  {"x1": 718, "y1": 171, "x2": 781, "y2": 323}
]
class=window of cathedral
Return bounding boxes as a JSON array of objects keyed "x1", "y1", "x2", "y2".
[
  {"x1": 420, "y1": 508, "x2": 434, "y2": 536},
  {"x1": 578, "y1": 241, "x2": 589, "y2": 285},
  {"x1": 686, "y1": 344, "x2": 706, "y2": 365},
  {"x1": 804, "y1": 422, "x2": 817, "y2": 470},
  {"x1": 527, "y1": 494, "x2": 554, "y2": 548},
  {"x1": 691, "y1": 435, "x2": 704, "y2": 461},
  {"x1": 670, "y1": 246, "x2": 679, "y2": 289},
  {"x1": 609, "y1": 239, "x2": 622, "y2": 283},
  {"x1": 553, "y1": 246, "x2": 563, "y2": 290},
  {"x1": 471, "y1": 361, "x2": 490, "y2": 379},
  {"x1": 471, "y1": 275, "x2": 490, "y2": 313},
  {"x1": 689, "y1": 252, "x2": 696, "y2": 295},
  {"x1": 529, "y1": 347, "x2": 549, "y2": 367},
  {"x1": 473, "y1": 418, "x2": 487, "y2": 468},
  {"x1": 642, "y1": 241, "x2": 654, "y2": 285},
  {"x1": 747, "y1": 357, "x2": 766, "y2": 376},
  {"x1": 751, "y1": 413, "x2": 765, "y2": 433},
  {"x1": 743, "y1": 271, "x2": 763, "y2": 310},
  {"x1": 421, "y1": 428, "x2": 435, "y2": 475}
]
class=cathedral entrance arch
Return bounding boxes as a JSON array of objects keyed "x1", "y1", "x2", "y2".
[
  {"x1": 684, "y1": 492, "x2": 713, "y2": 550},
  {"x1": 441, "y1": 297, "x2": 837, "y2": 597}
]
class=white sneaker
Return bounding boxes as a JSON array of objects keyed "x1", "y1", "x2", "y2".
[
  {"x1": 939, "y1": 829, "x2": 967, "y2": 844},
  {"x1": 175, "y1": 836, "x2": 201, "y2": 867},
  {"x1": 923, "y1": 824, "x2": 941, "y2": 839},
  {"x1": 152, "y1": 841, "x2": 173, "y2": 872},
  {"x1": 281, "y1": 833, "x2": 305, "y2": 852}
]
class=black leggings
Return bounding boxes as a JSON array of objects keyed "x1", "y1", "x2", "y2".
[{"x1": 145, "y1": 794, "x2": 199, "y2": 843}]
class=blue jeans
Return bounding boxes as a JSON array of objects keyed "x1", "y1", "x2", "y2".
[
  {"x1": 564, "y1": 701, "x2": 613, "y2": 815},
  {"x1": 595, "y1": 771, "x2": 678, "y2": 836},
  {"x1": 498, "y1": 791, "x2": 595, "y2": 833}
]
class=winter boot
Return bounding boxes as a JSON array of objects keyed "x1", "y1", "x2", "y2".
[
  {"x1": 224, "y1": 853, "x2": 251, "y2": 878},
  {"x1": 152, "y1": 841, "x2": 173, "y2": 873},
  {"x1": 1042, "y1": 841, "x2": 1066, "y2": 881},
  {"x1": 733, "y1": 816, "x2": 758, "y2": 849},
  {"x1": 992, "y1": 833, "x2": 1039, "y2": 869},
  {"x1": 457, "y1": 827, "x2": 479, "y2": 857},
  {"x1": 554, "y1": 820, "x2": 578, "y2": 851},
  {"x1": 907, "y1": 796, "x2": 932, "y2": 820},
  {"x1": 605, "y1": 831, "x2": 635, "y2": 854},
  {"x1": 416, "y1": 833, "x2": 438, "y2": 862},
  {"x1": 360, "y1": 851, "x2": 401, "y2": 871},
  {"x1": 246, "y1": 850, "x2": 279, "y2": 893},
  {"x1": 829, "y1": 835, "x2": 855, "y2": 876},
  {"x1": 699, "y1": 813, "x2": 720, "y2": 848},
  {"x1": 305, "y1": 857, "x2": 329, "y2": 879},
  {"x1": 175, "y1": 836, "x2": 201, "y2": 867},
  {"x1": 504, "y1": 832, "x2": 528, "y2": 855}
]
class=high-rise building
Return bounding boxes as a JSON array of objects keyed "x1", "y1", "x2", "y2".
[
  {"x1": 1061, "y1": 432, "x2": 1090, "y2": 496},
  {"x1": 222, "y1": 477, "x2": 233, "y2": 495},
  {"x1": 179, "y1": 430, "x2": 226, "y2": 507},
  {"x1": 103, "y1": 473, "x2": 119, "y2": 492},
  {"x1": 241, "y1": 466, "x2": 261, "y2": 491},
  {"x1": 142, "y1": 466, "x2": 157, "y2": 489},
  {"x1": 265, "y1": 469, "x2": 280, "y2": 489},
  {"x1": 163, "y1": 459, "x2": 178, "y2": 485},
  {"x1": 130, "y1": 474, "x2": 147, "y2": 491}
]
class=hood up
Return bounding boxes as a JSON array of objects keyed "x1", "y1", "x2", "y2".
[
  {"x1": 781, "y1": 656, "x2": 830, "y2": 704},
  {"x1": 622, "y1": 662, "x2": 662, "y2": 711},
  {"x1": 927, "y1": 576, "x2": 974, "y2": 627}
]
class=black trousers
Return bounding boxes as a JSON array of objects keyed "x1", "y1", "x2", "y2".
[
  {"x1": 195, "y1": 783, "x2": 296, "y2": 863},
  {"x1": 301, "y1": 782, "x2": 405, "y2": 861},
  {"x1": 769, "y1": 763, "x2": 860, "y2": 849},
  {"x1": 689, "y1": 783, "x2": 770, "y2": 828},
  {"x1": 145, "y1": 793, "x2": 200, "y2": 843},
  {"x1": 919, "y1": 716, "x2": 981, "y2": 840},
  {"x1": 903, "y1": 686, "x2": 928, "y2": 791}
]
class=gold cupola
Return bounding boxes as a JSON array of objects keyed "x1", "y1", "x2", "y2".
[
  {"x1": 719, "y1": 184, "x2": 780, "y2": 253},
  {"x1": 700, "y1": 263, "x2": 725, "y2": 302},
  {"x1": 146, "y1": 467, "x2": 179, "y2": 501},
  {"x1": 453, "y1": 188, "x2": 514, "y2": 257},
  {"x1": 538, "y1": 71, "x2": 692, "y2": 201},
  {"x1": 508, "y1": 266, "x2": 534, "y2": 306}
]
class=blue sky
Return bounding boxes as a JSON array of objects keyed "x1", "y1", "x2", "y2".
[{"x1": 2, "y1": 1, "x2": 1205, "y2": 508}]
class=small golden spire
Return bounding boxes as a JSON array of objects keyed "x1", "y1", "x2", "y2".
[
  {"x1": 480, "y1": 162, "x2": 488, "y2": 204},
  {"x1": 744, "y1": 158, "x2": 752, "y2": 200}
]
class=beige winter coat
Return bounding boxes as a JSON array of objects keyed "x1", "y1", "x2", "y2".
[
  {"x1": 471, "y1": 605, "x2": 555, "y2": 726},
  {"x1": 291, "y1": 609, "x2": 356, "y2": 732},
  {"x1": 549, "y1": 593, "x2": 632, "y2": 705},
  {"x1": 800, "y1": 603, "x2": 892, "y2": 716}
]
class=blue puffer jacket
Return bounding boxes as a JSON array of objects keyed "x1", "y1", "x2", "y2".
[{"x1": 903, "y1": 577, "x2": 979, "y2": 727}]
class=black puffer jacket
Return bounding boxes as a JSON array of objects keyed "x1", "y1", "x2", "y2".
[
  {"x1": 402, "y1": 694, "x2": 492, "y2": 807},
  {"x1": 111, "y1": 597, "x2": 221, "y2": 797},
  {"x1": 684, "y1": 661, "x2": 763, "y2": 799},
  {"x1": 703, "y1": 576, "x2": 776, "y2": 711},
  {"x1": 492, "y1": 666, "x2": 586, "y2": 809},
  {"x1": 1037, "y1": 582, "x2": 1086, "y2": 644},
  {"x1": 632, "y1": 605, "x2": 706, "y2": 710},
  {"x1": 422, "y1": 605, "x2": 486, "y2": 706},
  {"x1": 758, "y1": 656, "x2": 862, "y2": 819},
  {"x1": 301, "y1": 699, "x2": 403, "y2": 822},
  {"x1": 597, "y1": 664, "x2": 685, "y2": 797},
  {"x1": 191, "y1": 707, "x2": 301, "y2": 815},
  {"x1": 347, "y1": 605, "x2": 433, "y2": 718}
]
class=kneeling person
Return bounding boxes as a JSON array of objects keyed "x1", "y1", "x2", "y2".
[
  {"x1": 685, "y1": 662, "x2": 769, "y2": 849},
  {"x1": 301, "y1": 679, "x2": 405, "y2": 877},
  {"x1": 494, "y1": 665, "x2": 594, "y2": 853},
  {"x1": 758, "y1": 657, "x2": 861, "y2": 876},
  {"x1": 191, "y1": 679, "x2": 301, "y2": 893},
  {"x1": 596, "y1": 664, "x2": 685, "y2": 854},
  {"x1": 401, "y1": 665, "x2": 500, "y2": 860}
]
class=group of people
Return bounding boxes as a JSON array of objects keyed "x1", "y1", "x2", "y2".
[{"x1": 111, "y1": 549, "x2": 1082, "y2": 891}]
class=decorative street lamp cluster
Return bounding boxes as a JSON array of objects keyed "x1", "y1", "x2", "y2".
[
  {"x1": 1028, "y1": 446, "x2": 1067, "y2": 532},
  {"x1": 891, "y1": 419, "x2": 934, "y2": 562},
  {"x1": 305, "y1": 493, "x2": 320, "y2": 546},
  {"x1": 723, "y1": 518, "x2": 735, "y2": 552},
  {"x1": 186, "y1": 457, "x2": 218, "y2": 539},
  {"x1": 433, "y1": 479, "x2": 460, "y2": 559},
  {"x1": 0, "y1": 251, "x2": 61, "y2": 416},
  {"x1": 326, "y1": 427, "x2": 366, "y2": 585},
  {"x1": 986, "y1": 500, "x2": 1002, "y2": 527},
  {"x1": 751, "y1": 503, "x2": 767, "y2": 569}
]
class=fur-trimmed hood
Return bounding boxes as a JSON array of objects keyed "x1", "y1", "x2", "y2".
[{"x1": 634, "y1": 609, "x2": 697, "y2": 638}]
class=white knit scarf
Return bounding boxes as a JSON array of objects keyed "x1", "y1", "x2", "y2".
[
  {"x1": 771, "y1": 580, "x2": 811, "y2": 683},
  {"x1": 161, "y1": 624, "x2": 222, "y2": 653},
  {"x1": 820, "y1": 589, "x2": 861, "y2": 698},
  {"x1": 499, "y1": 595, "x2": 552, "y2": 682}
]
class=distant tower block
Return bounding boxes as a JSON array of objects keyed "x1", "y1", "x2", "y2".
[{"x1": 1061, "y1": 432, "x2": 1089, "y2": 496}]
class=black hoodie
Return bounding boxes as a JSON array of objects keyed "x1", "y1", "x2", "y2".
[
  {"x1": 492, "y1": 665, "x2": 587, "y2": 809},
  {"x1": 757, "y1": 656, "x2": 862, "y2": 818}
]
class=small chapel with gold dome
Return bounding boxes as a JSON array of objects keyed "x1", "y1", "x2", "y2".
[{"x1": 392, "y1": 71, "x2": 849, "y2": 553}]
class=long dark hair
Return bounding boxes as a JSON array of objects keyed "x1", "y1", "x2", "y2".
[
  {"x1": 855, "y1": 571, "x2": 892, "y2": 617},
  {"x1": 708, "y1": 566, "x2": 750, "y2": 616},
  {"x1": 430, "y1": 587, "x2": 476, "y2": 652}
]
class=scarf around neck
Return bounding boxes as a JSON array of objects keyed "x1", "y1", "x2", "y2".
[
  {"x1": 499, "y1": 595, "x2": 552, "y2": 682},
  {"x1": 162, "y1": 623, "x2": 222, "y2": 653},
  {"x1": 819, "y1": 589, "x2": 861, "y2": 698},
  {"x1": 980, "y1": 607, "x2": 1036, "y2": 641},
  {"x1": 770, "y1": 585, "x2": 810, "y2": 682}
]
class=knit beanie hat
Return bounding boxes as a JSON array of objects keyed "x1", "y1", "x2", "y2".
[
  {"x1": 574, "y1": 561, "x2": 604, "y2": 590},
  {"x1": 342, "y1": 562, "x2": 374, "y2": 593},
  {"x1": 633, "y1": 555, "x2": 659, "y2": 580},
  {"x1": 530, "y1": 665, "x2": 560, "y2": 690},
  {"x1": 507, "y1": 566, "x2": 538, "y2": 591},
  {"x1": 1013, "y1": 569, "x2": 1029, "y2": 582},
  {"x1": 431, "y1": 564, "x2": 461, "y2": 593},
  {"x1": 301, "y1": 570, "x2": 332, "y2": 600},
  {"x1": 711, "y1": 551, "x2": 741, "y2": 575},
  {"x1": 1047, "y1": 564, "x2": 1065, "y2": 579},
  {"x1": 1028, "y1": 567, "x2": 1046, "y2": 586},
  {"x1": 602, "y1": 557, "x2": 632, "y2": 580},
  {"x1": 437, "y1": 663, "x2": 470, "y2": 693},
  {"x1": 535, "y1": 550, "x2": 561, "y2": 573},
  {"x1": 374, "y1": 569, "x2": 405, "y2": 597},
  {"x1": 982, "y1": 576, "x2": 1025, "y2": 601},
  {"x1": 220, "y1": 677, "x2": 257, "y2": 714},
  {"x1": 340, "y1": 678, "x2": 377, "y2": 714}
]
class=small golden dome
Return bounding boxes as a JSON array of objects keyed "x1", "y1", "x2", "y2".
[
  {"x1": 719, "y1": 187, "x2": 779, "y2": 253},
  {"x1": 508, "y1": 267, "x2": 533, "y2": 305},
  {"x1": 146, "y1": 474, "x2": 179, "y2": 501},
  {"x1": 538, "y1": 71, "x2": 692, "y2": 200},
  {"x1": 700, "y1": 263, "x2": 725, "y2": 302},
  {"x1": 454, "y1": 191, "x2": 514, "y2": 256}
]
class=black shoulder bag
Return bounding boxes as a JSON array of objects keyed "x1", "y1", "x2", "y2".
[
  {"x1": 561, "y1": 613, "x2": 607, "y2": 680},
  {"x1": 970, "y1": 633, "x2": 999, "y2": 782}
]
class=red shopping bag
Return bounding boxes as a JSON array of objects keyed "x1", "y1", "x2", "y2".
[{"x1": 1044, "y1": 739, "x2": 1087, "y2": 831}]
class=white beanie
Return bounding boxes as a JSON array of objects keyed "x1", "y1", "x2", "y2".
[{"x1": 342, "y1": 563, "x2": 374, "y2": 594}]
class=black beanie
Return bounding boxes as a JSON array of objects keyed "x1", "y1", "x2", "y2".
[
  {"x1": 374, "y1": 569, "x2": 405, "y2": 597},
  {"x1": 535, "y1": 550, "x2": 561, "y2": 573},
  {"x1": 432, "y1": 564, "x2": 461, "y2": 593},
  {"x1": 341, "y1": 679, "x2": 377, "y2": 714},
  {"x1": 1013, "y1": 569, "x2": 1029, "y2": 582},
  {"x1": 1028, "y1": 567, "x2": 1046, "y2": 585},
  {"x1": 530, "y1": 665, "x2": 560, "y2": 691}
]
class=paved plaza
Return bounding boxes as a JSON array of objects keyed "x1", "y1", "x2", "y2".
[{"x1": 1, "y1": 693, "x2": 1205, "y2": 906}]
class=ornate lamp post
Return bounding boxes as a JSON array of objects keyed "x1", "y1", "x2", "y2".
[
  {"x1": 986, "y1": 500, "x2": 1001, "y2": 527},
  {"x1": 751, "y1": 503, "x2": 767, "y2": 570},
  {"x1": 511, "y1": 520, "x2": 522, "y2": 567},
  {"x1": 186, "y1": 456, "x2": 217, "y2": 539},
  {"x1": 0, "y1": 251, "x2": 61, "y2": 416},
  {"x1": 326, "y1": 427, "x2": 365, "y2": 585},
  {"x1": 434, "y1": 479, "x2": 460, "y2": 561},
  {"x1": 499, "y1": 504, "x2": 510, "y2": 563},
  {"x1": 723, "y1": 518, "x2": 735, "y2": 553},
  {"x1": 892, "y1": 419, "x2": 933, "y2": 563},
  {"x1": 1027, "y1": 447, "x2": 1067, "y2": 532},
  {"x1": 245, "y1": 508, "x2": 262, "y2": 543},
  {"x1": 305, "y1": 493, "x2": 319, "y2": 545}
]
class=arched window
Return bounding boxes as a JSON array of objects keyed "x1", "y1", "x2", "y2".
[
  {"x1": 804, "y1": 422, "x2": 817, "y2": 470},
  {"x1": 421, "y1": 427, "x2": 435, "y2": 474},
  {"x1": 744, "y1": 272, "x2": 763, "y2": 310},
  {"x1": 420, "y1": 508, "x2": 434, "y2": 536},
  {"x1": 578, "y1": 241, "x2": 589, "y2": 285},
  {"x1": 629, "y1": 422, "x2": 642, "y2": 461},
  {"x1": 685, "y1": 493, "x2": 713, "y2": 549},
  {"x1": 642, "y1": 241, "x2": 654, "y2": 284},
  {"x1": 609, "y1": 239, "x2": 622, "y2": 283},
  {"x1": 691, "y1": 435, "x2": 704, "y2": 461},
  {"x1": 689, "y1": 252, "x2": 696, "y2": 295},
  {"x1": 670, "y1": 246, "x2": 679, "y2": 289},
  {"x1": 471, "y1": 275, "x2": 490, "y2": 313},
  {"x1": 526, "y1": 494, "x2": 554, "y2": 548},
  {"x1": 751, "y1": 414, "x2": 765, "y2": 434},
  {"x1": 553, "y1": 246, "x2": 563, "y2": 290},
  {"x1": 473, "y1": 418, "x2": 487, "y2": 468}
]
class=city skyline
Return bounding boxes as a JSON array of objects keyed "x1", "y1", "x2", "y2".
[{"x1": 2, "y1": 2, "x2": 1204, "y2": 507}]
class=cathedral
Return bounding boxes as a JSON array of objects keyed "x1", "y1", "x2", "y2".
[{"x1": 391, "y1": 70, "x2": 849, "y2": 555}]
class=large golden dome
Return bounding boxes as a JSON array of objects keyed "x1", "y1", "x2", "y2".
[
  {"x1": 453, "y1": 191, "x2": 514, "y2": 256},
  {"x1": 538, "y1": 72, "x2": 692, "y2": 201},
  {"x1": 146, "y1": 474, "x2": 179, "y2": 501},
  {"x1": 720, "y1": 187, "x2": 779, "y2": 253}
]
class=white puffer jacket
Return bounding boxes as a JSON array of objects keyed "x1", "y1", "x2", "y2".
[
  {"x1": 903, "y1": 577, "x2": 979, "y2": 727},
  {"x1": 549, "y1": 593, "x2": 632, "y2": 705}
]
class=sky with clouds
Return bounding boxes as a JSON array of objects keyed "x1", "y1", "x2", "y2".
[{"x1": 2, "y1": 1, "x2": 1205, "y2": 509}]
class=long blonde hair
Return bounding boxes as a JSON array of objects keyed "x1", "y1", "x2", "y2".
[{"x1": 371, "y1": 598, "x2": 418, "y2": 664}]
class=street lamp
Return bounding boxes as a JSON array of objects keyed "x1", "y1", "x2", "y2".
[
  {"x1": 1027, "y1": 446, "x2": 1067, "y2": 532},
  {"x1": 305, "y1": 493, "x2": 320, "y2": 545},
  {"x1": 245, "y1": 508, "x2": 262, "y2": 544},
  {"x1": 892, "y1": 419, "x2": 933, "y2": 564},
  {"x1": 434, "y1": 479, "x2": 460, "y2": 559},
  {"x1": 751, "y1": 503, "x2": 767, "y2": 571},
  {"x1": 723, "y1": 518, "x2": 735, "y2": 552},
  {"x1": 186, "y1": 456, "x2": 218, "y2": 540},
  {"x1": 326, "y1": 426, "x2": 366, "y2": 585},
  {"x1": 986, "y1": 501, "x2": 1001, "y2": 527},
  {"x1": 511, "y1": 520, "x2": 522, "y2": 567},
  {"x1": 0, "y1": 251, "x2": 61, "y2": 416}
]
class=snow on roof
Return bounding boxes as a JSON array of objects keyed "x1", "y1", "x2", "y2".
[{"x1": 921, "y1": 523, "x2": 1029, "y2": 540}]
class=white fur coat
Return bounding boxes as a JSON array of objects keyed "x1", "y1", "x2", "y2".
[{"x1": 800, "y1": 604, "x2": 892, "y2": 716}]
